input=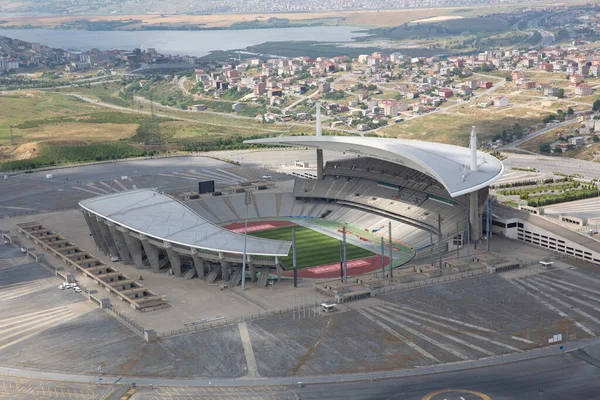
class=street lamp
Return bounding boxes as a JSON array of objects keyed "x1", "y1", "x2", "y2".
[
  {"x1": 538, "y1": 389, "x2": 544, "y2": 400},
  {"x1": 230, "y1": 351, "x2": 236, "y2": 387},
  {"x1": 241, "y1": 190, "x2": 252, "y2": 290}
]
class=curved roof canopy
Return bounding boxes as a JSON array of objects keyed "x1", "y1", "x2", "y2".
[
  {"x1": 80, "y1": 189, "x2": 291, "y2": 257},
  {"x1": 245, "y1": 136, "x2": 504, "y2": 197}
]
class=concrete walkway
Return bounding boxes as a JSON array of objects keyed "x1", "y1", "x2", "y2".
[{"x1": 238, "y1": 322, "x2": 260, "y2": 378}]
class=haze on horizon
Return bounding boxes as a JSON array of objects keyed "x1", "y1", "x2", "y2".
[{"x1": 0, "y1": 0, "x2": 542, "y2": 15}]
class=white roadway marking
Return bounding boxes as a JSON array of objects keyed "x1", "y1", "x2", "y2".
[
  {"x1": 113, "y1": 180, "x2": 128, "y2": 191},
  {"x1": 382, "y1": 303, "x2": 522, "y2": 351},
  {"x1": 238, "y1": 322, "x2": 260, "y2": 378},
  {"x1": 87, "y1": 183, "x2": 108, "y2": 194},
  {"x1": 397, "y1": 305, "x2": 494, "y2": 332},
  {"x1": 73, "y1": 186, "x2": 105, "y2": 196},
  {"x1": 357, "y1": 309, "x2": 440, "y2": 363},
  {"x1": 510, "y1": 279, "x2": 594, "y2": 336},
  {"x1": 367, "y1": 307, "x2": 468, "y2": 360},
  {"x1": 376, "y1": 305, "x2": 496, "y2": 356},
  {"x1": 216, "y1": 168, "x2": 247, "y2": 181}
]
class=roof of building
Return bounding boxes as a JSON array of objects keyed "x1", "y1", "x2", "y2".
[
  {"x1": 245, "y1": 136, "x2": 504, "y2": 197},
  {"x1": 80, "y1": 189, "x2": 291, "y2": 257}
]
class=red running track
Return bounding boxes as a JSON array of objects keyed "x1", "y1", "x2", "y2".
[
  {"x1": 221, "y1": 220, "x2": 296, "y2": 233},
  {"x1": 282, "y1": 255, "x2": 390, "y2": 279}
]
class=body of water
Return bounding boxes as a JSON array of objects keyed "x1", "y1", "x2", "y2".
[{"x1": 0, "y1": 26, "x2": 366, "y2": 57}]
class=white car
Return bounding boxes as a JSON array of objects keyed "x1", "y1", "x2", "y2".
[
  {"x1": 74, "y1": 287, "x2": 82, "y2": 293},
  {"x1": 58, "y1": 284, "x2": 65, "y2": 290},
  {"x1": 64, "y1": 283, "x2": 72, "y2": 289},
  {"x1": 20, "y1": 247, "x2": 27, "y2": 254}
]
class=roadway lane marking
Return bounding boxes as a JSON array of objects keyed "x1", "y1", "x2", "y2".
[
  {"x1": 238, "y1": 322, "x2": 260, "y2": 377},
  {"x1": 87, "y1": 183, "x2": 109, "y2": 194},
  {"x1": 357, "y1": 309, "x2": 440, "y2": 363},
  {"x1": 509, "y1": 280, "x2": 594, "y2": 336},
  {"x1": 366, "y1": 307, "x2": 469, "y2": 361},
  {"x1": 526, "y1": 277, "x2": 600, "y2": 323},
  {"x1": 397, "y1": 306, "x2": 494, "y2": 332},
  {"x1": 0, "y1": 305, "x2": 70, "y2": 326},
  {"x1": 0, "y1": 312, "x2": 78, "y2": 351},
  {"x1": 98, "y1": 181, "x2": 117, "y2": 192},
  {"x1": 113, "y1": 180, "x2": 129, "y2": 191},
  {"x1": 216, "y1": 168, "x2": 247, "y2": 181},
  {"x1": 381, "y1": 304, "x2": 521, "y2": 352},
  {"x1": 538, "y1": 275, "x2": 600, "y2": 297},
  {"x1": 73, "y1": 186, "x2": 106, "y2": 196},
  {"x1": 520, "y1": 278, "x2": 600, "y2": 325},
  {"x1": 375, "y1": 306, "x2": 496, "y2": 356},
  {"x1": 0, "y1": 308, "x2": 71, "y2": 332}
]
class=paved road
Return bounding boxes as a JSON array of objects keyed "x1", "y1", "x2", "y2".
[
  {"x1": 499, "y1": 118, "x2": 581, "y2": 150},
  {"x1": 529, "y1": 16, "x2": 555, "y2": 47},
  {"x1": 502, "y1": 153, "x2": 600, "y2": 180},
  {"x1": 2, "y1": 342, "x2": 600, "y2": 399}
]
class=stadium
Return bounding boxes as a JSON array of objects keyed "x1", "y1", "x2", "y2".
[{"x1": 78, "y1": 128, "x2": 504, "y2": 295}]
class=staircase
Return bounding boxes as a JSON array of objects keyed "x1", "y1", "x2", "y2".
[
  {"x1": 228, "y1": 268, "x2": 242, "y2": 287},
  {"x1": 205, "y1": 264, "x2": 222, "y2": 284},
  {"x1": 183, "y1": 268, "x2": 197, "y2": 280},
  {"x1": 257, "y1": 266, "x2": 271, "y2": 288}
]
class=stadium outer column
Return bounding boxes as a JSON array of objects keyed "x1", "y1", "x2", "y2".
[
  {"x1": 140, "y1": 234, "x2": 160, "y2": 273},
  {"x1": 165, "y1": 242, "x2": 182, "y2": 277},
  {"x1": 191, "y1": 249, "x2": 205, "y2": 279}
]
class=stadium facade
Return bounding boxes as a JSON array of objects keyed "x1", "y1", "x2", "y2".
[{"x1": 79, "y1": 133, "x2": 504, "y2": 287}]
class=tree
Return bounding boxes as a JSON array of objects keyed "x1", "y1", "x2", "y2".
[
  {"x1": 557, "y1": 88, "x2": 565, "y2": 99},
  {"x1": 567, "y1": 107, "x2": 574, "y2": 117},
  {"x1": 553, "y1": 147, "x2": 563, "y2": 154},
  {"x1": 593, "y1": 135, "x2": 600, "y2": 143},
  {"x1": 540, "y1": 143, "x2": 552, "y2": 153},
  {"x1": 593, "y1": 99, "x2": 600, "y2": 112}
]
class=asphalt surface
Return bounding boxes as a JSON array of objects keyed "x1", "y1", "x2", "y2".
[{"x1": 295, "y1": 349, "x2": 600, "y2": 399}]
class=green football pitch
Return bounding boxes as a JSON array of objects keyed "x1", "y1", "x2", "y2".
[{"x1": 249, "y1": 226, "x2": 374, "y2": 269}]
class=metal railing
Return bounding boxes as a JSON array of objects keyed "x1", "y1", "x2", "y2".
[
  {"x1": 105, "y1": 304, "x2": 146, "y2": 336},
  {"x1": 160, "y1": 301, "x2": 324, "y2": 339},
  {"x1": 372, "y1": 268, "x2": 489, "y2": 296}
]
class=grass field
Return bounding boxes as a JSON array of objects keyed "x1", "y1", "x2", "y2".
[{"x1": 249, "y1": 226, "x2": 374, "y2": 269}]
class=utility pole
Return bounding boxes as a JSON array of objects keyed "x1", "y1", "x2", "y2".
[
  {"x1": 381, "y1": 237, "x2": 385, "y2": 276},
  {"x1": 343, "y1": 225, "x2": 347, "y2": 283},
  {"x1": 486, "y1": 198, "x2": 492, "y2": 253},
  {"x1": 9, "y1": 125, "x2": 14, "y2": 147},
  {"x1": 241, "y1": 190, "x2": 252, "y2": 290},
  {"x1": 339, "y1": 241, "x2": 343, "y2": 282},
  {"x1": 456, "y1": 220, "x2": 460, "y2": 258},
  {"x1": 430, "y1": 231, "x2": 434, "y2": 265},
  {"x1": 438, "y1": 214, "x2": 443, "y2": 269},
  {"x1": 388, "y1": 221, "x2": 393, "y2": 278},
  {"x1": 293, "y1": 226, "x2": 297, "y2": 288}
]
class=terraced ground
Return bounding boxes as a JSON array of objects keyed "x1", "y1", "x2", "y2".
[{"x1": 249, "y1": 226, "x2": 374, "y2": 269}]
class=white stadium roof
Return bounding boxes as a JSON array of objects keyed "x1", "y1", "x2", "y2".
[
  {"x1": 80, "y1": 190, "x2": 291, "y2": 257},
  {"x1": 245, "y1": 136, "x2": 504, "y2": 197}
]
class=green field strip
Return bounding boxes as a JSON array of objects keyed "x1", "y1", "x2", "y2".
[{"x1": 249, "y1": 226, "x2": 374, "y2": 270}]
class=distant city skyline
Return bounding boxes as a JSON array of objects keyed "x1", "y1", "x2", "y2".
[{"x1": 1, "y1": 0, "x2": 537, "y2": 15}]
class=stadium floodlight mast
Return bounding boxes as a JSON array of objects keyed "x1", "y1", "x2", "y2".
[{"x1": 241, "y1": 190, "x2": 252, "y2": 290}]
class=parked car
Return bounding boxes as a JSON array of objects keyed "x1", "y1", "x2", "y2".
[
  {"x1": 58, "y1": 284, "x2": 66, "y2": 290},
  {"x1": 20, "y1": 247, "x2": 27, "y2": 254},
  {"x1": 74, "y1": 287, "x2": 82, "y2": 293},
  {"x1": 64, "y1": 283, "x2": 72, "y2": 289},
  {"x1": 110, "y1": 256, "x2": 122, "y2": 262}
]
